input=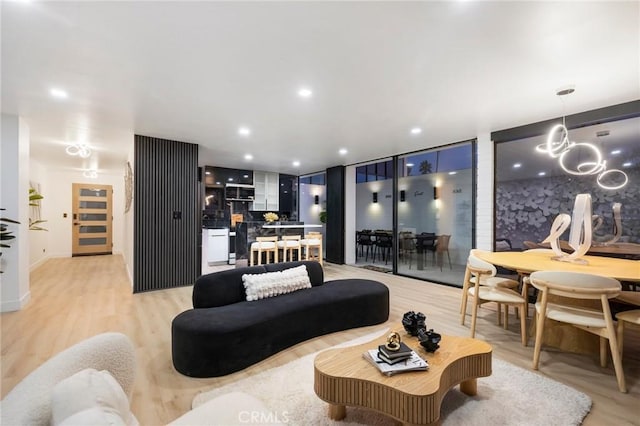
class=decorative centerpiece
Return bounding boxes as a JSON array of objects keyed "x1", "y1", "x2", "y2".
[
  {"x1": 263, "y1": 212, "x2": 279, "y2": 223},
  {"x1": 417, "y1": 328, "x2": 441, "y2": 353},
  {"x1": 402, "y1": 311, "x2": 426, "y2": 336}
]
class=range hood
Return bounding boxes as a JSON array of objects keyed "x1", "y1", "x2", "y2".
[{"x1": 225, "y1": 183, "x2": 255, "y2": 201}]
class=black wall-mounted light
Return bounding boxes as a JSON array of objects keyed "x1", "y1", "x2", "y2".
[
  {"x1": 433, "y1": 187, "x2": 439, "y2": 200},
  {"x1": 314, "y1": 195, "x2": 319, "y2": 205},
  {"x1": 400, "y1": 190, "x2": 406, "y2": 202},
  {"x1": 373, "y1": 192, "x2": 378, "y2": 203}
]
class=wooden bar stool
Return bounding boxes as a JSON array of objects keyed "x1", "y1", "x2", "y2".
[
  {"x1": 249, "y1": 236, "x2": 278, "y2": 266},
  {"x1": 277, "y1": 235, "x2": 302, "y2": 262},
  {"x1": 301, "y1": 233, "x2": 323, "y2": 265}
]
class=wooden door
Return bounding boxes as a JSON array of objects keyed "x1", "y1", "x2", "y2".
[{"x1": 72, "y1": 183, "x2": 113, "y2": 256}]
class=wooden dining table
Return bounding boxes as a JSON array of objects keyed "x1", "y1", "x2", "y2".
[{"x1": 475, "y1": 250, "x2": 639, "y2": 354}]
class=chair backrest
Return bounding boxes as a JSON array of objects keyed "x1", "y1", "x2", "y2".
[
  {"x1": 305, "y1": 233, "x2": 322, "y2": 241},
  {"x1": 529, "y1": 271, "x2": 621, "y2": 299},
  {"x1": 399, "y1": 232, "x2": 415, "y2": 250},
  {"x1": 436, "y1": 235, "x2": 450, "y2": 252},
  {"x1": 282, "y1": 235, "x2": 300, "y2": 241},
  {"x1": 467, "y1": 250, "x2": 497, "y2": 277},
  {"x1": 255, "y1": 236, "x2": 277, "y2": 248}
]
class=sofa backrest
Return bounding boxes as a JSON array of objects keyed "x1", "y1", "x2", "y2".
[{"x1": 192, "y1": 261, "x2": 324, "y2": 308}]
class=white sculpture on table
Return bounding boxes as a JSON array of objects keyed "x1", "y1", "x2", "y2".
[
  {"x1": 593, "y1": 202, "x2": 623, "y2": 246},
  {"x1": 542, "y1": 193, "x2": 592, "y2": 264}
]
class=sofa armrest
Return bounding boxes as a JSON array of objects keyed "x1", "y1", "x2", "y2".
[{"x1": 0, "y1": 332, "x2": 136, "y2": 426}]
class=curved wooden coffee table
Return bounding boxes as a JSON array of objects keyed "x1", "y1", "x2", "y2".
[{"x1": 314, "y1": 328, "x2": 492, "y2": 425}]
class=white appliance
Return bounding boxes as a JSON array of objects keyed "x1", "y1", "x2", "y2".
[{"x1": 207, "y1": 228, "x2": 229, "y2": 265}]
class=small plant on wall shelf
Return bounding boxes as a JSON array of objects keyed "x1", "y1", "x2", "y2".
[{"x1": 29, "y1": 187, "x2": 47, "y2": 231}]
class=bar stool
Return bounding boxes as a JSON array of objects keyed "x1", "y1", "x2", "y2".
[
  {"x1": 277, "y1": 235, "x2": 302, "y2": 262},
  {"x1": 249, "y1": 236, "x2": 278, "y2": 266},
  {"x1": 301, "y1": 233, "x2": 322, "y2": 265}
]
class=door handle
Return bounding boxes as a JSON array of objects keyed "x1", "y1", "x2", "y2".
[{"x1": 73, "y1": 222, "x2": 80, "y2": 226}]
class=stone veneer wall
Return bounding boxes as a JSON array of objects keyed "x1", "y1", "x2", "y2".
[{"x1": 496, "y1": 167, "x2": 640, "y2": 248}]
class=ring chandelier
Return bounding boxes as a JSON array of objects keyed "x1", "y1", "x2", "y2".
[
  {"x1": 66, "y1": 143, "x2": 92, "y2": 158},
  {"x1": 536, "y1": 88, "x2": 628, "y2": 190}
]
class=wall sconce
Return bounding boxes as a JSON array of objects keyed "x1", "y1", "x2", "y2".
[
  {"x1": 373, "y1": 192, "x2": 378, "y2": 203},
  {"x1": 400, "y1": 190, "x2": 406, "y2": 202},
  {"x1": 433, "y1": 187, "x2": 439, "y2": 200},
  {"x1": 314, "y1": 195, "x2": 319, "y2": 205}
]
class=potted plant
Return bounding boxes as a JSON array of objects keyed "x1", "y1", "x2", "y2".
[
  {"x1": 1, "y1": 208, "x2": 20, "y2": 273},
  {"x1": 29, "y1": 187, "x2": 47, "y2": 231}
]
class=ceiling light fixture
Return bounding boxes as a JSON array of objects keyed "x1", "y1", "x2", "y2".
[
  {"x1": 292, "y1": 160, "x2": 300, "y2": 167},
  {"x1": 513, "y1": 163, "x2": 522, "y2": 168},
  {"x1": 537, "y1": 86, "x2": 628, "y2": 190},
  {"x1": 611, "y1": 149, "x2": 621, "y2": 155},
  {"x1": 339, "y1": 148, "x2": 348, "y2": 155},
  {"x1": 244, "y1": 154, "x2": 253, "y2": 161},
  {"x1": 65, "y1": 143, "x2": 91, "y2": 158},
  {"x1": 538, "y1": 171, "x2": 546, "y2": 176},
  {"x1": 410, "y1": 127, "x2": 422, "y2": 135},
  {"x1": 406, "y1": 163, "x2": 414, "y2": 167},
  {"x1": 622, "y1": 162, "x2": 632, "y2": 167},
  {"x1": 50, "y1": 88, "x2": 68, "y2": 99},
  {"x1": 298, "y1": 88, "x2": 313, "y2": 98},
  {"x1": 448, "y1": 171, "x2": 457, "y2": 175},
  {"x1": 82, "y1": 169, "x2": 98, "y2": 179},
  {"x1": 238, "y1": 127, "x2": 251, "y2": 136}
]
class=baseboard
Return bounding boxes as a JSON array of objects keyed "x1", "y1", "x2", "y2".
[
  {"x1": 1, "y1": 290, "x2": 31, "y2": 313},
  {"x1": 29, "y1": 254, "x2": 51, "y2": 272}
]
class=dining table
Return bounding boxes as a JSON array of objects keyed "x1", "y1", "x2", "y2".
[{"x1": 474, "y1": 250, "x2": 640, "y2": 355}]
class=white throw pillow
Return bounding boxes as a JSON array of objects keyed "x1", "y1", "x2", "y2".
[
  {"x1": 58, "y1": 407, "x2": 127, "y2": 426},
  {"x1": 242, "y1": 265, "x2": 311, "y2": 301},
  {"x1": 51, "y1": 368, "x2": 138, "y2": 426}
]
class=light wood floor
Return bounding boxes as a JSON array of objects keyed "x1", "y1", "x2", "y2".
[{"x1": 2, "y1": 255, "x2": 638, "y2": 425}]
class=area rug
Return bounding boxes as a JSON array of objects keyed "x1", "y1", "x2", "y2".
[
  {"x1": 193, "y1": 329, "x2": 592, "y2": 425},
  {"x1": 358, "y1": 265, "x2": 392, "y2": 273}
]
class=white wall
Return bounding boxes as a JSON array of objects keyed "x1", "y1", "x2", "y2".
[
  {"x1": 1, "y1": 114, "x2": 31, "y2": 312},
  {"x1": 123, "y1": 148, "x2": 134, "y2": 287},
  {"x1": 29, "y1": 159, "x2": 50, "y2": 270},
  {"x1": 476, "y1": 133, "x2": 494, "y2": 250},
  {"x1": 355, "y1": 179, "x2": 393, "y2": 231}
]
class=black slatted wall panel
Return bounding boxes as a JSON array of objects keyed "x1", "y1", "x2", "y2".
[
  {"x1": 326, "y1": 165, "x2": 345, "y2": 264},
  {"x1": 134, "y1": 135, "x2": 200, "y2": 293}
]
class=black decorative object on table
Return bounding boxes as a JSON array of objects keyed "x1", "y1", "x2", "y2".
[
  {"x1": 402, "y1": 311, "x2": 426, "y2": 336},
  {"x1": 418, "y1": 328, "x2": 442, "y2": 353}
]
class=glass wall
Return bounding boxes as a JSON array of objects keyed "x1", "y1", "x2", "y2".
[
  {"x1": 395, "y1": 142, "x2": 474, "y2": 286},
  {"x1": 495, "y1": 116, "x2": 640, "y2": 252}
]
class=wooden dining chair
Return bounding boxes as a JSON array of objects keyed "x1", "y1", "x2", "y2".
[
  {"x1": 249, "y1": 236, "x2": 278, "y2": 266},
  {"x1": 301, "y1": 233, "x2": 323, "y2": 265},
  {"x1": 435, "y1": 234, "x2": 452, "y2": 271},
  {"x1": 529, "y1": 270, "x2": 626, "y2": 393},
  {"x1": 616, "y1": 310, "x2": 640, "y2": 358},
  {"x1": 460, "y1": 252, "x2": 528, "y2": 346}
]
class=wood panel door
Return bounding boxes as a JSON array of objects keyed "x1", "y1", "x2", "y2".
[{"x1": 72, "y1": 183, "x2": 113, "y2": 256}]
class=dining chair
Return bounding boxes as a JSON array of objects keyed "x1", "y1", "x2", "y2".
[
  {"x1": 435, "y1": 234, "x2": 452, "y2": 271},
  {"x1": 616, "y1": 310, "x2": 640, "y2": 358},
  {"x1": 249, "y1": 236, "x2": 278, "y2": 266},
  {"x1": 356, "y1": 231, "x2": 375, "y2": 261},
  {"x1": 460, "y1": 252, "x2": 528, "y2": 346},
  {"x1": 529, "y1": 270, "x2": 626, "y2": 393},
  {"x1": 301, "y1": 233, "x2": 323, "y2": 265},
  {"x1": 398, "y1": 232, "x2": 416, "y2": 268},
  {"x1": 461, "y1": 250, "x2": 521, "y2": 316},
  {"x1": 276, "y1": 235, "x2": 301, "y2": 262},
  {"x1": 417, "y1": 232, "x2": 436, "y2": 267},
  {"x1": 374, "y1": 232, "x2": 393, "y2": 265}
]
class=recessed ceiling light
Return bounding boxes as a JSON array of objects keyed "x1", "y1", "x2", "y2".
[
  {"x1": 448, "y1": 171, "x2": 457, "y2": 175},
  {"x1": 228, "y1": 177, "x2": 234, "y2": 181},
  {"x1": 410, "y1": 127, "x2": 422, "y2": 135},
  {"x1": 513, "y1": 163, "x2": 522, "y2": 168},
  {"x1": 238, "y1": 127, "x2": 251, "y2": 136},
  {"x1": 298, "y1": 88, "x2": 313, "y2": 98},
  {"x1": 406, "y1": 163, "x2": 414, "y2": 167},
  {"x1": 205, "y1": 171, "x2": 211, "y2": 175},
  {"x1": 215, "y1": 181, "x2": 221, "y2": 185},
  {"x1": 622, "y1": 162, "x2": 632, "y2": 167},
  {"x1": 244, "y1": 154, "x2": 253, "y2": 160},
  {"x1": 611, "y1": 149, "x2": 621, "y2": 155},
  {"x1": 243, "y1": 174, "x2": 249, "y2": 178},
  {"x1": 50, "y1": 88, "x2": 68, "y2": 99},
  {"x1": 538, "y1": 171, "x2": 546, "y2": 176},
  {"x1": 339, "y1": 148, "x2": 348, "y2": 155},
  {"x1": 292, "y1": 160, "x2": 301, "y2": 167}
]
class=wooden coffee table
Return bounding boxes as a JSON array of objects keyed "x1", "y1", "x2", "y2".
[{"x1": 314, "y1": 328, "x2": 492, "y2": 425}]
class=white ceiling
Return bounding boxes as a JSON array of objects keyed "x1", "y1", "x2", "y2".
[{"x1": 2, "y1": 1, "x2": 639, "y2": 177}]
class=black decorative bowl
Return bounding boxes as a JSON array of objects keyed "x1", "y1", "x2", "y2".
[
  {"x1": 418, "y1": 328, "x2": 441, "y2": 353},
  {"x1": 402, "y1": 311, "x2": 426, "y2": 336}
]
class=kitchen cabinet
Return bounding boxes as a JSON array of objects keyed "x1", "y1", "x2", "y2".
[
  {"x1": 206, "y1": 228, "x2": 229, "y2": 264},
  {"x1": 253, "y1": 171, "x2": 279, "y2": 211}
]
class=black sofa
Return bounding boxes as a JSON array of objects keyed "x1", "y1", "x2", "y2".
[{"x1": 171, "y1": 261, "x2": 389, "y2": 377}]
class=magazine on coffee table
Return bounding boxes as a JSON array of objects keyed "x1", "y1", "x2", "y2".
[{"x1": 363, "y1": 349, "x2": 428, "y2": 376}]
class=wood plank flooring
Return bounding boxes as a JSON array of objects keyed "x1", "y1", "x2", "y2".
[{"x1": 1, "y1": 255, "x2": 638, "y2": 425}]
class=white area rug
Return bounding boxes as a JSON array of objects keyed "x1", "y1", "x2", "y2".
[{"x1": 193, "y1": 329, "x2": 592, "y2": 425}]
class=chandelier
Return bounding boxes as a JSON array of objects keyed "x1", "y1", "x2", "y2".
[
  {"x1": 66, "y1": 143, "x2": 92, "y2": 158},
  {"x1": 536, "y1": 87, "x2": 628, "y2": 190}
]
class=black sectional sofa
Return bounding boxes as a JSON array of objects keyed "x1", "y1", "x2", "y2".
[{"x1": 172, "y1": 261, "x2": 389, "y2": 377}]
